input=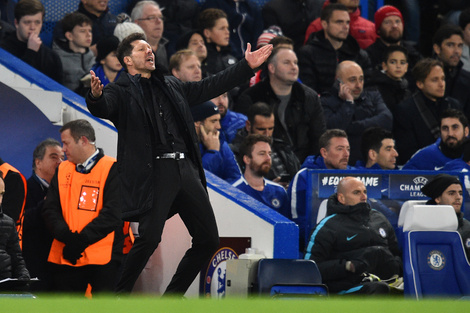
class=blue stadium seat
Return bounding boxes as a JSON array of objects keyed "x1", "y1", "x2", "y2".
[
  {"x1": 255, "y1": 259, "x2": 328, "y2": 298},
  {"x1": 402, "y1": 205, "x2": 470, "y2": 299}
]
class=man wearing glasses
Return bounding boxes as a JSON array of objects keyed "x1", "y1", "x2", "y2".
[{"x1": 132, "y1": 0, "x2": 169, "y2": 72}]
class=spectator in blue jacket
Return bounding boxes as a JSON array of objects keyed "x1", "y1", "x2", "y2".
[
  {"x1": 355, "y1": 127, "x2": 399, "y2": 170},
  {"x1": 233, "y1": 134, "x2": 288, "y2": 213},
  {"x1": 403, "y1": 108, "x2": 469, "y2": 170},
  {"x1": 192, "y1": 101, "x2": 242, "y2": 184}
]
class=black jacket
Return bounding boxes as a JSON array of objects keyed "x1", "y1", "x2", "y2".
[
  {"x1": 299, "y1": 31, "x2": 371, "y2": 95},
  {"x1": 304, "y1": 194, "x2": 401, "y2": 293},
  {"x1": 367, "y1": 70, "x2": 412, "y2": 114},
  {"x1": 0, "y1": 32, "x2": 63, "y2": 83},
  {"x1": 393, "y1": 91, "x2": 462, "y2": 164},
  {"x1": 22, "y1": 173, "x2": 53, "y2": 289},
  {"x1": 444, "y1": 61, "x2": 470, "y2": 120},
  {"x1": 203, "y1": 42, "x2": 238, "y2": 76},
  {"x1": 321, "y1": 86, "x2": 393, "y2": 164},
  {"x1": 235, "y1": 78, "x2": 326, "y2": 163},
  {"x1": 0, "y1": 206, "x2": 29, "y2": 280},
  {"x1": 87, "y1": 60, "x2": 254, "y2": 220}
]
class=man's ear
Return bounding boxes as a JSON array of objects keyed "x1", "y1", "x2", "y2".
[
  {"x1": 416, "y1": 80, "x2": 424, "y2": 90},
  {"x1": 267, "y1": 62, "x2": 274, "y2": 74},
  {"x1": 337, "y1": 192, "x2": 345, "y2": 204},
  {"x1": 171, "y1": 68, "x2": 179, "y2": 79},
  {"x1": 465, "y1": 126, "x2": 469, "y2": 137},
  {"x1": 243, "y1": 154, "x2": 250, "y2": 166},
  {"x1": 245, "y1": 120, "x2": 251, "y2": 132},
  {"x1": 14, "y1": 19, "x2": 19, "y2": 29},
  {"x1": 203, "y1": 29, "x2": 211, "y2": 42},
  {"x1": 320, "y1": 147, "x2": 327, "y2": 158},
  {"x1": 321, "y1": 20, "x2": 328, "y2": 31},
  {"x1": 368, "y1": 149, "x2": 377, "y2": 163},
  {"x1": 65, "y1": 31, "x2": 73, "y2": 42},
  {"x1": 433, "y1": 43, "x2": 441, "y2": 56},
  {"x1": 124, "y1": 55, "x2": 133, "y2": 67}
]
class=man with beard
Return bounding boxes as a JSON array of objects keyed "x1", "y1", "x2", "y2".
[
  {"x1": 402, "y1": 109, "x2": 469, "y2": 170},
  {"x1": 321, "y1": 60, "x2": 392, "y2": 164},
  {"x1": 232, "y1": 134, "x2": 288, "y2": 213},
  {"x1": 191, "y1": 101, "x2": 242, "y2": 184},
  {"x1": 304, "y1": 177, "x2": 402, "y2": 294},
  {"x1": 299, "y1": 3, "x2": 370, "y2": 95},
  {"x1": 230, "y1": 102, "x2": 300, "y2": 188},
  {"x1": 365, "y1": 5, "x2": 422, "y2": 78},
  {"x1": 394, "y1": 59, "x2": 462, "y2": 164},
  {"x1": 433, "y1": 24, "x2": 470, "y2": 120}
]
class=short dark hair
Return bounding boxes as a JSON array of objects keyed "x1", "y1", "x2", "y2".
[
  {"x1": 360, "y1": 127, "x2": 394, "y2": 162},
  {"x1": 266, "y1": 46, "x2": 294, "y2": 66},
  {"x1": 382, "y1": 45, "x2": 409, "y2": 63},
  {"x1": 459, "y1": 8, "x2": 470, "y2": 30},
  {"x1": 32, "y1": 138, "x2": 61, "y2": 170},
  {"x1": 269, "y1": 36, "x2": 294, "y2": 48},
  {"x1": 432, "y1": 24, "x2": 463, "y2": 47},
  {"x1": 319, "y1": 129, "x2": 348, "y2": 150},
  {"x1": 198, "y1": 8, "x2": 227, "y2": 30},
  {"x1": 14, "y1": 0, "x2": 45, "y2": 21},
  {"x1": 440, "y1": 108, "x2": 469, "y2": 129},
  {"x1": 239, "y1": 134, "x2": 272, "y2": 159},
  {"x1": 247, "y1": 102, "x2": 273, "y2": 124},
  {"x1": 117, "y1": 32, "x2": 147, "y2": 70},
  {"x1": 61, "y1": 12, "x2": 92, "y2": 35},
  {"x1": 169, "y1": 49, "x2": 197, "y2": 73},
  {"x1": 412, "y1": 58, "x2": 444, "y2": 83},
  {"x1": 60, "y1": 119, "x2": 96, "y2": 143},
  {"x1": 320, "y1": 3, "x2": 348, "y2": 22}
]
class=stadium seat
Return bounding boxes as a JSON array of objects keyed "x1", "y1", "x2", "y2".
[
  {"x1": 254, "y1": 259, "x2": 328, "y2": 298},
  {"x1": 402, "y1": 205, "x2": 470, "y2": 299},
  {"x1": 396, "y1": 200, "x2": 426, "y2": 250}
]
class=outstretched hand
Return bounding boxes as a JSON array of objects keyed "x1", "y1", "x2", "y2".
[
  {"x1": 90, "y1": 70, "x2": 104, "y2": 98},
  {"x1": 245, "y1": 43, "x2": 273, "y2": 69}
]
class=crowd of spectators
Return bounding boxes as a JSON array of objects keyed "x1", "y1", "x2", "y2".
[{"x1": 1, "y1": 0, "x2": 470, "y2": 296}]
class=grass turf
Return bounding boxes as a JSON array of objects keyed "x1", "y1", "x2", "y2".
[{"x1": 1, "y1": 295, "x2": 469, "y2": 313}]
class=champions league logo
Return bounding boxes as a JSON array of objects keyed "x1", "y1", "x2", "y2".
[
  {"x1": 203, "y1": 248, "x2": 238, "y2": 298},
  {"x1": 389, "y1": 175, "x2": 434, "y2": 199},
  {"x1": 397, "y1": 176, "x2": 428, "y2": 197},
  {"x1": 427, "y1": 250, "x2": 446, "y2": 271}
]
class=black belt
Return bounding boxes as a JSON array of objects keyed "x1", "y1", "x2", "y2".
[{"x1": 155, "y1": 152, "x2": 185, "y2": 160}]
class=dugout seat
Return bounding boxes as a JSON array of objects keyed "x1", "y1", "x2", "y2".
[
  {"x1": 254, "y1": 258, "x2": 328, "y2": 298},
  {"x1": 402, "y1": 205, "x2": 470, "y2": 299},
  {"x1": 396, "y1": 200, "x2": 426, "y2": 249}
]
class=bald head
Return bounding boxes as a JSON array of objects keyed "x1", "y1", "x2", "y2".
[
  {"x1": 336, "y1": 61, "x2": 364, "y2": 100},
  {"x1": 337, "y1": 177, "x2": 367, "y2": 206}
]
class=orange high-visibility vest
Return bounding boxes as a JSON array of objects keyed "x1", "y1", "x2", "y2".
[
  {"x1": 48, "y1": 156, "x2": 116, "y2": 266},
  {"x1": 0, "y1": 163, "x2": 27, "y2": 248}
]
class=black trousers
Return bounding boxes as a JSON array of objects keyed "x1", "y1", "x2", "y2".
[
  {"x1": 49, "y1": 260, "x2": 120, "y2": 293},
  {"x1": 116, "y1": 158, "x2": 219, "y2": 295}
]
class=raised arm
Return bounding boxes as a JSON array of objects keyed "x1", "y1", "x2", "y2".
[{"x1": 245, "y1": 43, "x2": 273, "y2": 69}]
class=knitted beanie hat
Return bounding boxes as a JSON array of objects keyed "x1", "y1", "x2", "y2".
[
  {"x1": 190, "y1": 101, "x2": 220, "y2": 122},
  {"x1": 374, "y1": 5, "x2": 403, "y2": 34},
  {"x1": 113, "y1": 22, "x2": 146, "y2": 42},
  {"x1": 256, "y1": 25, "x2": 283, "y2": 49}
]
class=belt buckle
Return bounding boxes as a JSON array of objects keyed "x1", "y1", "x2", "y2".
[{"x1": 175, "y1": 152, "x2": 181, "y2": 160}]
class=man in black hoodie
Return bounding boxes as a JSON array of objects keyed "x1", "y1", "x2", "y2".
[{"x1": 304, "y1": 177, "x2": 402, "y2": 294}]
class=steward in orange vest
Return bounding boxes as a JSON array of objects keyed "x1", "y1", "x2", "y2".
[
  {"x1": 42, "y1": 120, "x2": 123, "y2": 294},
  {"x1": 0, "y1": 158, "x2": 27, "y2": 247}
]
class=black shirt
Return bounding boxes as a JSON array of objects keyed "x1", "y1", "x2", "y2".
[{"x1": 141, "y1": 76, "x2": 187, "y2": 155}]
